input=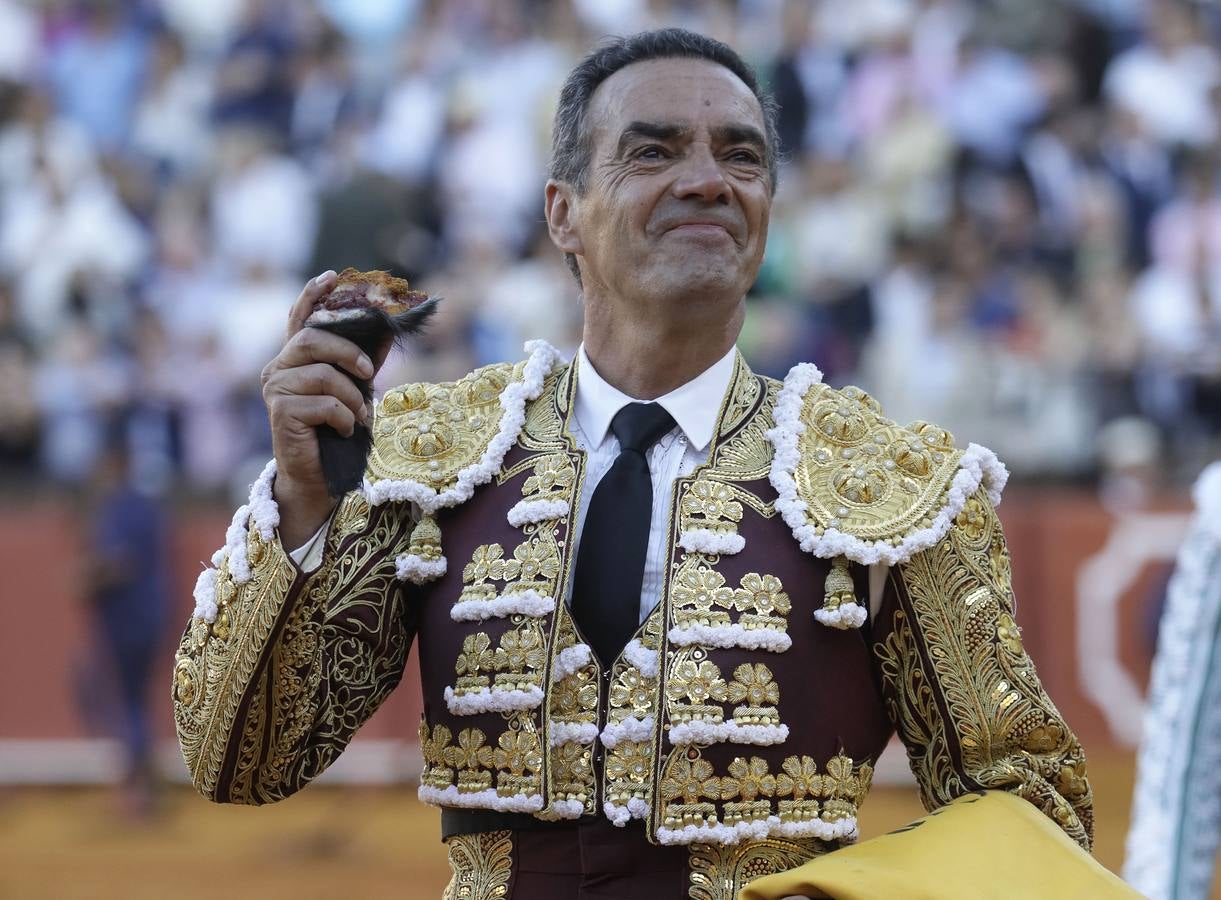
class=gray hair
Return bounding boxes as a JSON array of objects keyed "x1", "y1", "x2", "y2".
[{"x1": 549, "y1": 28, "x2": 781, "y2": 283}]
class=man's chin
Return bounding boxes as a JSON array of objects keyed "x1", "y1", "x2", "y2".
[{"x1": 650, "y1": 265, "x2": 744, "y2": 302}]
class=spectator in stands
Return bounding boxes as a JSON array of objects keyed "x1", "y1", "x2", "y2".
[{"x1": 0, "y1": 0, "x2": 1214, "y2": 494}]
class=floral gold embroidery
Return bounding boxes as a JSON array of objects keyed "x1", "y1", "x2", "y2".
[
  {"x1": 672, "y1": 563, "x2": 735, "y2": 628},
  {"x1": 720, "y1": 756, "x2": 776, "y2": 802},
  {"x1": 456, "y1": 633, "x2": 495, "y2": 676},
  {"x1": 680, "y1": 479, "x2": 745, "y2": 538},
  {"x1": 610, "y1": 667, "x2": 655, "y2": 714},
  {"x1": 727, "y1": 664, "x2": 780, "y2": 710},
  {"x1": 955, "y1": 496, "x2": 989, "y2": 543},
  {"x1": 661, "y1": 752, "x2": 722, "y2": 807},
  {"x1": 687, "y1": 837, "x2": 825, "y2": 900},
  {"x1": 874, "y1": 487, "x2": 1094, "y2": 849},
  {"x1": 666, "y1": 659, "x2": 730, "y2": 707},
  {"x1": 442, "y1": 830, "x2": 513, "y2": 900},
  {"x1": 521, "y1": 455, "x2": 575, "y2": 499},
  {"x1": 733, "y1": 574, "x2": 790, "y2": 617}
]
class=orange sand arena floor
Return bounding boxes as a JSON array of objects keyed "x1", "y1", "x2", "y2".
[{"x1": 0, "y1": 751, "x2": 1214, "y2": 899}]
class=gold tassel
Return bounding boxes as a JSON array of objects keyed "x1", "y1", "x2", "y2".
[
  {"x1": 823, "y1": 555, "x2": 858, "y2": 613},
  {"x1": 408, "y1": 514, "x2": 443, "y2": 562}
]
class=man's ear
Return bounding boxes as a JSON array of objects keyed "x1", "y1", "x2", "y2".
[{"x1": 544, "y1": 180, "x2": 584, "y2": 256}]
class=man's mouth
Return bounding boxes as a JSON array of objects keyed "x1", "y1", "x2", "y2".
[{"x1": 666, "y1": 222, "x2": 733, "y2": 237}]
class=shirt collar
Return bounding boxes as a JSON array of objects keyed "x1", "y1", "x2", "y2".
[{"x1": 573, "y1": 342, "x2": 737, "y2": 453}]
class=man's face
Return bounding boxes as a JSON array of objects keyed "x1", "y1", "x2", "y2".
[{"x1": 557, "y1": 57, "x2": 772, "y2": 308}]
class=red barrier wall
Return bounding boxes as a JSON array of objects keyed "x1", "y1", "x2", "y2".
[{"x1": 0, "y1": 489, "x2": 1190, "y2": 756}]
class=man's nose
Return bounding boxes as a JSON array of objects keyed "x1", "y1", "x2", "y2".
[{"x1": 671, "y1": 146, "x2": 731, "y2": 204}]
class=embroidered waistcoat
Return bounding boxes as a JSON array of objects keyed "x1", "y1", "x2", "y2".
[{"x1": 173, "y1": 341, "x2": 1094, "y2": 857}]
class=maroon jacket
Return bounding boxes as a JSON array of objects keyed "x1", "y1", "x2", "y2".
[{"x1": 173, "y1": 343, "x2": 1093, "y2": 854}]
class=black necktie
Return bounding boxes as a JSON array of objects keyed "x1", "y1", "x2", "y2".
[{"x1": 572, "y1": 402, "x2": 677, "y2": 667}]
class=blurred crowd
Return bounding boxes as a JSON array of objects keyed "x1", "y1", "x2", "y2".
[{"x1": 0, "y1": 0, "x2": 1219, "y2": 502}]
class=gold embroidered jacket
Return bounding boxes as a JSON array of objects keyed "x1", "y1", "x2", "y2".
[{"x1": 172, "y1": 342, "x2": 1093, "y2": 854}]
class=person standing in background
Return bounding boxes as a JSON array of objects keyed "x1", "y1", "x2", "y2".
[{"x1": 83, "y1": 420, "x2": 169, "y2": 820}]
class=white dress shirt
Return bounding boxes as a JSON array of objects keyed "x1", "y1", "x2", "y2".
[{"x1": 567, "y1": 343, "x2": 736, "y2": 624}]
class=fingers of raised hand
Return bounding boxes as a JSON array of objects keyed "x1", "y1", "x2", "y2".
[
  {"x1": 264, "y1": 326, "x2": 375, "y2": 387},
  {"x1": 266, "y1": 361, "x2": 367, "y2": 419},
  {"x1": 268, "y1": 394, "x2": 359, "y2": 439},
  {"x1": 285, "y1": 270, "x2": 338, "y2": 340}
]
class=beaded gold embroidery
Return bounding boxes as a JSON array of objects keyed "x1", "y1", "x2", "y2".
[
  {"x1": 442, "y1": 830, "x2": 513, "y2": 900},
  {"x1": 672, "y1": 561, "x2": 735, "y2": 629},
  {"x1": 603, "y1": 610, "x2": 666, "y2": 814},
  {"x1": 687, "y1": 836, "x2": 825, "y2": 900},
  {"x1": 369, "y1": 362, "x2": 518, "y2": 488},
  {"x1": 671, "y1": 561, "x2": 792, "y2": 635},
  {"x1": 680, "y1": 478, "x2": 745, "y2": 541},
  {"x1": 450, "y1": 623, "x2": 548, "y2": 697},
  {"x1": 727, "y1": 663, "x2": 781, "y2": 725},
  {"x1": 665, "y1": 652, "x2": 784, "y2": 731},
  {"x1": 874, "y1": 487, "x2": 1094, "y2": 849},
  {"x1": 420, "y1": 722, "x2": 544, "y2": 797},
  {"x1": 789, "y1": 382, "x2": 969, "y2": 542},
  {"x1": 519, "y1": 454, "x2": 575, "y2": 502},
  {"x1": 460, "y1": 539, "x2": 561, "y2": 600},
  {"x1": 545, "y1": 608, "x2": 599, "y2": 814},
  {"x1": 658, "y1": 749, "x2": 873, "y2": 833},
  {"x1": 174, "y1": 492, "x2": 412, "y2": 803}
]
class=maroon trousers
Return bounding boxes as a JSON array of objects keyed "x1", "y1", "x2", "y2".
[{"x1": 446, "y1": 820, "x2": 691, "y2": 899}]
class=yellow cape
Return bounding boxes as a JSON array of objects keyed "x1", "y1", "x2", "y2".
[{"x1": 738, "y1": 792, "x2": 1141, "y2": 900}]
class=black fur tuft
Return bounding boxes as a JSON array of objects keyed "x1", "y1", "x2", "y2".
[{"x1": 309, "y1": 299, "x2": 440, "y2": 498}]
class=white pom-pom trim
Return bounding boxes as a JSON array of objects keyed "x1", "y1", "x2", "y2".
[
  {"x1": 1193, "y1": 462, "x2": 1221, "y2": 540},
  {"x1": 507, "y1": 498, "x2": 571, "y2": 527},
  {"x1": 551, "y1": 644, "x2": 593, "y2": 682},
  {"x1": 813, "y1": 603, "x2": 868, "y2": 629},
  {"x1": 550, "y1": 799, "x2": 586, "y2": 819},
  {"x1": 765, "y1": 363, "x2": 1009, "y2": 565},
  {"x1": 443, "y1": 685, "x2": 545, "y2": 715},
  {"x1": 198, "y1": 458, "x2": 284, "y2": 613},
  {"x1": 622, "y1": 639, "x2": 660, "y2": 678},
  {"x1": 193, "y1": 459, "x2": 282, "y2": 622},
  {"x1": 364, "y1": 341, "x2": 563, "y2": 513},
  {"x1": 678, "y1": 529, "x2": 745, "y2": 556},
  {"x1": 417, "y1": 784, "x2": 544, "y2": 813},
  {"x1": 775, "y1": 816, "x2": 859, "y2": 841},
  {"x1": 599, "y1": 716, "x2": 654, "y2": 749},
  {"x1": 449, "y1": 589, "x2": 556, "y2": 623},
  {"x1": 192, "y1": 568, "x2": 218, "y2": 623},
  {"x1": 224, "y1": 504, "x2": 252, "y2": 583},
  {"x1": 247, "y1": 458, "x2": 280, "y2": 540},
  {"x1": 667, "y1": 623, "x2": 792, "y2": 653},
  {"x1": 395, "y1": 553, "x2": 447, "y2": 584},
  {"x1": 604, "y1": 797, "x2": 649, "y2": 827},
  {"x1": 667, "y1": 720, "x2": 789, "y2": 747},
  {"x1": 550, "y1": 721, "x2": 600, "y2": 746},
  {"x1": 656, "y1": 814, "x2": 857, "y2": 846}
]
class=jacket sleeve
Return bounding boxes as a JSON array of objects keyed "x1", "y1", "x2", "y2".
[
  {"x1": 171, "y1": 484, "x2": 417, "y2": 804},
  {"x1": 869, "y1": 486, "x2": 1094, "y2": 850}
]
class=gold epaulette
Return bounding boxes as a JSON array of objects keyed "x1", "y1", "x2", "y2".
[
  {"x1": 768, "y1": 365, "x2": 1007, "y2": 571},
  {"x1": 363, "y1": 341, "x2": 564, "y2": 513}
]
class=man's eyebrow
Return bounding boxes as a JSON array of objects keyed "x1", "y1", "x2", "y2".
[
  {"x1": 612, "y1": 121, "x2": 768, "y2": 156},
  {"x1": 615, "y1": 121, "x2": 687, "y2": 154},
  {"x1": 712, "y1": 124, "x2": 767, "y2": 151}
]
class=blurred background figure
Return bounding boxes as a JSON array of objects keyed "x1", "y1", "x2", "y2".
[
  {"x1": 1125, "y1": 463, "x2": 1221, "y2": 900},
  {"x1": 78, "y1": 416, "x2": 170, "y2": 821}
]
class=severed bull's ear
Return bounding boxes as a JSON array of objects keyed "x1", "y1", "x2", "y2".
[{"x1": 309, "y1": 299, "x2": 440, "y2": 498}]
